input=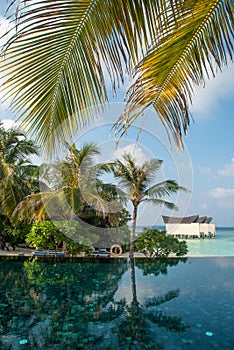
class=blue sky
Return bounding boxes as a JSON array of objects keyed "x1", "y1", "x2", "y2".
[{"x1": 0, "y1": 1, "x2": 234, "y2": 227}]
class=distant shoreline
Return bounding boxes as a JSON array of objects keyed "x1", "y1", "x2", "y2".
[{"x1": 1, "y1": 227, "x2": 233, "y2": 257}]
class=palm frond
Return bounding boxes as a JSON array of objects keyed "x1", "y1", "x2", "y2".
[
  {"x1": 143, "y1": 198, "x2": 177, "y2": 210},
  {"x1": 5, "y1": 139, "x2": 39, "y2": 164},
  {"x1": 141, "y1": 158, "x2": 163, "y2": 183},
  {"x1": 116, "y1": 0, "x2": 234, "y2": 148},
  {"x1": 112, "y1": 159, "x2": 135, "y2": 190},
  {"x1": 1, "y1": 0, "x2": 186, "y2": 153},
  {"x1": 143, "y1": 180, "x2": 187, "y2": 198},
  {"x1": 1, "y1": 174, "x2": 30, "y2": 217},
  {"x1": 12, "y1": 192, "x2": 45, "y2": 223}
]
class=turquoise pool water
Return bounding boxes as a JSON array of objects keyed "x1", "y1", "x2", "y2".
[{"x1": 0, "y1": 257, "x2": 233, "y2": 349}]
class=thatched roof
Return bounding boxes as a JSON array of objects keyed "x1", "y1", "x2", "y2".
[
  {"x1": 162, "y1": 215, "x2": 213, "y2": 224},
  {"x1": 162, "y1": 214, "x2": 199, "y2": 224},
  {"x1": 197, "y1": 216, "x2": 207, "y2": 223},
  {"x1": 204, "y1": 217, "x2": 213, "y2": 223}
]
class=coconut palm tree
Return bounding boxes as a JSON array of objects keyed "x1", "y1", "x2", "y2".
[
  {"x1": 12, "y1": 142, "x2": 124, "y2": 226},
  {"x1": 13, "y1": 142, "x2": 101, "y2": 221},
  {"x1": 0, "y1": 123, "x2": 39, "y2": 217},
  {"x1": 1, "y1": 0, "x2": 233, "y2": 152},
  {"x1": 112, "y1": 153, "x2": 185, "y2": 258}
]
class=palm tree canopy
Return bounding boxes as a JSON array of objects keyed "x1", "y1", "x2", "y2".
[
  {"x1": 12, "y1": 142, "x2": 124, "y2": 223},
  {"x1": 112, "y1": 153, "x2": 183, "y2": 208},
  {"x1": 1, "y1": 0, "x2": 233, "y2": 152},
  {"x1": 61, "y1": 142, "x2": 100, "y2": 188},
  {"x1": 0, "y1": 124, "x2": 39, "y2": 217}
]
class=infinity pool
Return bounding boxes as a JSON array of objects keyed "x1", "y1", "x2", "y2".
[{"x1": 0, "y1": 257, "x2": 233, "y2": 349}]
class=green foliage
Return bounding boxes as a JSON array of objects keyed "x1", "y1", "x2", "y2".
[
  {"x1": 135, "y1": 229, "x2": 188, "y2": 258},
  {"x1": 0, "y1": 123, "x2": 39, "y2": 218},
  {"x1": 81, "y1": 207, "x2": 131, "y2": 248},
  {"x1": 2, "y1": 224, "x2": 29, "y2": 247},
  {"x1": 26, "y1": 220, "x2": 97, "y2": 253},
  {"x1": 2, "y1": 1, "x2": 233, "y2": 151},
  {"x1": 26, "y1": 221, "x2": 63, "y2": 250},
  {"x1": 54, "y1": 220, "x2": 98, "y2": 247},
  {"x1": 0, "y1": 219, "x2": 32, "y2": 250},
  {"x1": 112, "y1": 153, "x2": 186, "y2": 257}
]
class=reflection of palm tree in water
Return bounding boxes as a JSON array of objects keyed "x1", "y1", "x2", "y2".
[{"x1": 111, "y1": 258, "x2": 189, "y2": 349}]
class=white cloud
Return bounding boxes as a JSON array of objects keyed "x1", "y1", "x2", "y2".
[
  {"x1": 1, "y1": 118, "x2": 21, "y2": 129},
  {"x1": 191, "y1": 63, "x2": 234, "y2": 116},
  {"x1": 217, "y1": 158, "x2": 234, "y2": 176},
  {"x1": 113, "y1": 143, "x2": 149, "y2": 165},
  {"x1": 209, "y1": 187, "x2": 234, "y2": 199},
  {"x1": 0, "y1": 16, "x2": 12, "y2": 47}
]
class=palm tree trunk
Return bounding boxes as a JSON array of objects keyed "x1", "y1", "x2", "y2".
[{"x1": 130, "y1": 205, "x2": 138, "y2": 258}]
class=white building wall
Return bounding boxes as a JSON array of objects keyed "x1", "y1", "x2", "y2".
[
  {"x1": 166, "y1": 223, "x2": 200, "y2": 237},
  {"x1": 166, "y1": 223, "x2": 216, "y2": 238},
  {"x1": 199, "y1": 223, "x2": 209, "y2": 234}
]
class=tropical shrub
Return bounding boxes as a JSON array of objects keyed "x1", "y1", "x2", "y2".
[
  {"x1": 26, "y1": 220, "x2": 98, "y2": 254},
  {"x1": 26, "y1": 221, "x2": 64, "y2": 250},
  {"x1": 54, "y1": 220, "x2": 98, "y2": 247},
  {"x1": 135, "y1": 229, "x2": 188, "y2": 258},
  {"x1": 0, "y1": 220, "x2": 32, "y2": 250}
]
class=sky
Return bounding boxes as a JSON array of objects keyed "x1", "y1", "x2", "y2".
[{"x1": 0, "y1": 1, "x2": 234, "y2": 227}]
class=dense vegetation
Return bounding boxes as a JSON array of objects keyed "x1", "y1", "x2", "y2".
[
  {"x1": 0, "y1": 123, "x2": 187, "y2": 256},
  {"x1": 135, "y1": 229, "x2": 188, "y2": 258}
]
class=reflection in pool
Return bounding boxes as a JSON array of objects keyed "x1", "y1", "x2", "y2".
[{"x1": 0, "y1": 257, "x2": 233, "y2": 349}]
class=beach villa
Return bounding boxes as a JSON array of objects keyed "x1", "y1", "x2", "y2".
[{"x1": 162, "y1": 215, "x2": 216, "y2": 239}]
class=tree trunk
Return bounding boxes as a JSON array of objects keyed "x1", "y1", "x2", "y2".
[{"x1": 130, "y1": 205, "x2": 138, "y2": 258}]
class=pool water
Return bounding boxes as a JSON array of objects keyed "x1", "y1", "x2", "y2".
[{"x1": 0, "y1": 257, "x2": 233, "y2": 349}]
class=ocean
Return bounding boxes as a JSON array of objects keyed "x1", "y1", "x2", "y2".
[
  {"x1": 136, "y1": 226, "x2": 234, "y2": 257},
  {"x1": 185, "y1": 227, "x2": 234, "y2": 256}
]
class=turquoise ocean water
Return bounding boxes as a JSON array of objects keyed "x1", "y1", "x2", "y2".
[
  {"x1": 185, "y1": 227, "x2": 234, "y2": 256},
  {"x1": 136, "y1": 226, "x2": 234, "y2": 256}
]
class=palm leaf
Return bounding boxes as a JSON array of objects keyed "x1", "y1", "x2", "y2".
[
  {"x1": 1, "y1": 174, "x2": 30, "y2": 217},
  {"x1": 12, "y1": 192, "x2": 45, "y2": 223},
  {"x1": 143, "y1": 180, "x2": 187, "y2": 198},
  {"x1": 1, "y1": 0, "x2": 188, "y2": 153},
  {"x1": 143, "y1": 198, "x2": 178, "y2": 210},
  {"x1": 116, "y1": 0, "x2": 234, "y2": 148}
]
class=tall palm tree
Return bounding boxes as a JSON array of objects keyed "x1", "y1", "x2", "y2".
[
  {"x1": 13, "y1": 142, "x2": 123, "y2": 225},
  {"x1": 13, "y1": 142, "x2": 101, "y2": 222},
  {"x1": 0, "y1": 123, "x2": 39, "y2": 217},
  {"x1": 1, "y1": 0, "x2": 233, "y2": 152},
  {"x1": 112, "y1": 153, "x2": 185, "y2": 258}
]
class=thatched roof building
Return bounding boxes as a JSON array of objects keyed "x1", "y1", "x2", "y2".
[
  {"x1": 162, "y1": 215, "x2": 215, "y2": 239},
  {"x1": 162, "y1": 215, "x2": 213, "y2": 224}
]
